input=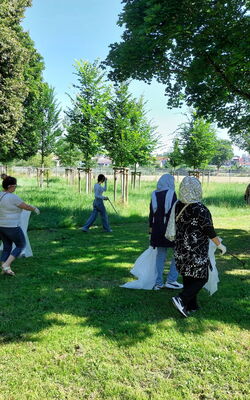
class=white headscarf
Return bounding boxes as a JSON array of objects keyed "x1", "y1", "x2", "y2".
[
  {"x1": 151, "y1": 174, "x2": 175, "y2": 215},
  {"x1": 165, "y1": 176, "x2": 202, "y2": 241}
]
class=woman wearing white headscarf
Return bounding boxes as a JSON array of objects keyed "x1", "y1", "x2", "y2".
[
  {"x1": 149, "y1": 174, "x2": 183, "y2": 290},
  {"x1": 166, "y1": 176, "x2": 226, "y2": 317}
]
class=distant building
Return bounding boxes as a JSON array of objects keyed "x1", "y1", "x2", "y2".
[
  {"x1": 96, "y1": 156, "x2": 112, "y2": 166},
  {"x1": 155, "y1": 156, "x2": 168, "y2": 168},
  {"x1": 232, "y1": 154, "x2": 250, "y2": 167}
]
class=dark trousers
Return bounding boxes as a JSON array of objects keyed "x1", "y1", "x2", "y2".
[
  {"x1": 179, "y1": 275, "x2": 208, "y2": 311},
  {"x1": 0, "y1": 226, "x2": 26, "y2": 261}
]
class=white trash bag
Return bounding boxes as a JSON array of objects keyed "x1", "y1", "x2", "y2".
[
  {"x1": 204, "y1": 239, "x2": 220, "y2": 295},
  {"x1": 121, "y1": 246, "x2": 158, "y2": 290}
]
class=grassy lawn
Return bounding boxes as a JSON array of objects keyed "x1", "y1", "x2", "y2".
[{"x1": 0, "y1": 177, "x2": 249, "y2": 399}]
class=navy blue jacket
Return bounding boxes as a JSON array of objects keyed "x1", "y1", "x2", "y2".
[{"x1": 149, "y1": 190, "x2": 177, "y2": 248}]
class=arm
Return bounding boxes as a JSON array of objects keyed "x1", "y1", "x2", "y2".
[
  {"x1": 211, "y1": 236, "x2": 221, "y2": 246},
  {"x1": 201, "y1": 206, "x2": 226, "y2": 254},
  {"x1": 149, "y1": 201, "x2": 153, "y2": 229},
  {"x1": 18, "y1": 202, "x2": 40, "y2": 214}
]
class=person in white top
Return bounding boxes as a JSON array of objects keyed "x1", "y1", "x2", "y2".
[
  {"x1": 81, "y1": 174, "x2": 112, "y2": 232},
  {"x1": 0, "y1": 176, "x2": 40, "y2": 276}
]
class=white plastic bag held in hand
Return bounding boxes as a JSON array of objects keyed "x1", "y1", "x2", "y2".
[
  {"x1": 203, "y1": 239, "x2": 220, "y2": 295},
  {"x1": 120, "y1": 246, "x2": 158, "y2": 290}
]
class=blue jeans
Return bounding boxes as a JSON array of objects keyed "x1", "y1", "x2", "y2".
[
  {"x1": 0, "y1": 226, "x2": 26, "y2": 261},
  {"x1": 155, "y1": 247, "x2": 178, "y2": 286},
  {"x1": 83, "y1": 199, "x2": 111, "y2": 232}
]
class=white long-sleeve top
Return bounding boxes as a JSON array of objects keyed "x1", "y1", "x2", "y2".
[{"x1": 94, "y1": 182, "x2": 107, "y2": 199}]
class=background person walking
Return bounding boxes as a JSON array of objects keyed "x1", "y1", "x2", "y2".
[{"x1": 81, "y1": 174, "x2": 112, "y2": 233}]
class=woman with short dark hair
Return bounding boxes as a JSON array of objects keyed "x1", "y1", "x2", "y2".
[
  {"x1": 81, "y1": 174, "x2": 112, "y2": 232},
  {"x1": 0, "y1": 176, "x2": 40, "y2": 275}
]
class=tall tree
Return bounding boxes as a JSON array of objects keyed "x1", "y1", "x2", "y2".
[
  {"x1": 0, "y1": 0, "x2": 33, "y2": 158},
  {"x1": 210, "y1": 139, "x2": 234, "y2": 169},
  {"x1": 101, "y1": 83, "x2": 158, "y2": 167},
  {"x1": 179, "y1": 114, "x2": 217, "y2": 169},
  {"x1": 168, "y1": 139, "x2": 183, "y2": 170},
  {"x1": 55, "y1": 138, "x2": 82, "y2": 167},
  {"x1": 65, "y1": 60, "x2": 111, "y2": 168},
  {"x1": 6, "y1": 33, "x2": 45, "y2": 161},
  {"x1": 37, "y1": 84, "x2": 62, "y2": 167},
  {"x1": 105, "y1": 0, "x2": 250, "y2": 151}
]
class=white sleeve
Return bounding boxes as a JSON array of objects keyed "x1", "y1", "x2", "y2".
[
  {"x1": 94, "y1": 184, "x2": 105, "y2": 199},
  {"x1": 10, "y1": 193, "x2": 23, "y2": 206}
]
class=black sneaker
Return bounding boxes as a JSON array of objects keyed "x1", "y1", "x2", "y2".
[{"x1": 172, "y1": 296, "x2": 188, "y2": 318}]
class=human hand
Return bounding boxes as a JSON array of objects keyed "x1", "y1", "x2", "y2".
[
  {"x1": 103, "y1": 196, "x2": 108, "y2": 200},
  {"x1": 217, "y1": 243, "x2": 226, "y2": 255},
  {"x1": 34, "y1": 207, "x2": 40, "y2": 215}
]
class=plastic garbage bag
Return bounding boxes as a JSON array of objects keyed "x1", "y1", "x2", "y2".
[
  {"x1": 121, "y1": 246, "x2": 157, "y2": 290},
  {"x1": 204, "y1": 239, "x2": 220, "y2": 295}
]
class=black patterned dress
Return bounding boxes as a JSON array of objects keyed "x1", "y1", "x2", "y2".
[{"x1": 174, "y1": 201, "x2": 217, "y2": 279}]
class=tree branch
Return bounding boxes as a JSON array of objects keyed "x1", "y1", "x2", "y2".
[{"x1": 205, "y1": 54, "x2": 250, "y2": 101}]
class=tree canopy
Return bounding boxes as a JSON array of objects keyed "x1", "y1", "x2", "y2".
[
  {"x1": 0, "y1": 0, "x2": 32, "y2": 157},
  {"x1": 105, "y1": 0, "x2": 250, "y2": 151},
  {"x1": 65, "y1": 60, "x2": 111, "y2": 168},
  {"x1": 101, "y1": 83, "x2": 158, "y2": 167},
  {"x1": 0, "y1": 0, "x2": 46, "y2": 162},
  {"x1": 210, "y1": 139, "x2": 234, "y2": 169},
  {"x1": 37, "y1": 84, "x2": 62, "y2": 167},
  {"x1": 168, "y1": 139, "x2": 182, "y2": 170},
  {"x1": 178, "y1": 114, "x2": 217, "y2": 169}
]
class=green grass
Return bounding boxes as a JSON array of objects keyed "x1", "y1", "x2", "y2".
[{"x1": 0, "y1": 177, "x2": 249, "y2": 399}]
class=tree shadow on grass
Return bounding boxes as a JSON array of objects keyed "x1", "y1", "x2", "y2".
[{"x1": 0, "y1": 222, "x2": 249, "y2": 347}]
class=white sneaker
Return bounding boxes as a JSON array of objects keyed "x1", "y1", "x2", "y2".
[
  {"x1": 172, "y1": 296, "x2": 188, "y2": 318},
  {"x1": 165, "y1": 281, "x2": 183, "y2": 289},
  {"x1": 153, "y1": 284, "x2": 164, "y2": 290}
]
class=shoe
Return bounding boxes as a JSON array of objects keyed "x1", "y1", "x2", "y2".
[
  {"x1": 186, "y1": 306, "x2": 200, "y2": 314},
  {"x1": 165, "y1": 281, "x2": 183, "y2": 289},
  {"x1": 104, "y1": 229, "x2": 112, "y2": 233},
  {"x1": 172, "y1": 296, "x2": 188, "y2": 317},
  {"x1": 187, "y1": 309, "x2": 198, "y2": 315},
  {"x1": 81, "y1": 228, "x2": 88, "y2": 232},
  {"x1": 153, "y1": 284, "x2": 164, "y2": 290},
  {"x1": 1, "y1": 265, "x2": 15, "y2": 276}
]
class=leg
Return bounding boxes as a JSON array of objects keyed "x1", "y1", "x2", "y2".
[
  {"x1": 99, "y1": 202, "x2": 112, "y2": 232},
  {"x1": 1, "y1": 227, "x2": 26, "y2": 275},
  {"x1": 180, "y1": 275, "x2": 208, "y2": 310},
  {"x1": 0, "y1": 230, "x2": 13, "y2": 263},
  {"x1": 166, "y1": 256, "x2": 178, "y2": 282},
  {"x1": 82, "y1": 205, "x2": 98, "y2": 231},
  {"x1": 155, "y1": 247, "x2": 166, "y2": 286}
]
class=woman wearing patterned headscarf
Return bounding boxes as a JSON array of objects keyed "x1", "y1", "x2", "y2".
[
  {"x1": 149, "y1": 174, "x2": 183, "y2": 290},
  {"x1": 166, "y1": 176, "x2": 226, "y2": 317}
]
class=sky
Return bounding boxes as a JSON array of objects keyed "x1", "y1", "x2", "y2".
[{"x1": 22, "y1": 0, "x2": 241, "y2": 154}]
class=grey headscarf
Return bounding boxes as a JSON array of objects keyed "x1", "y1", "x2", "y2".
[
  {"x1": 151, "y1": 174, "x2": 175, "y2": 215},
  {"x1": 165, "y1": 176, "x2": 202, "y2": 241},
  {"x1": 179, "y1": 176, "x2": 202, "y2": 204}
]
